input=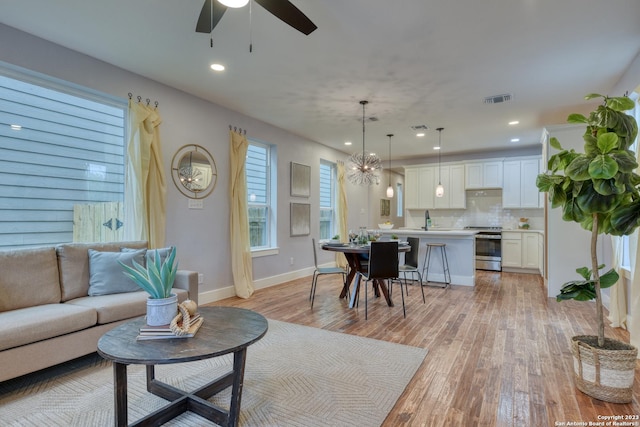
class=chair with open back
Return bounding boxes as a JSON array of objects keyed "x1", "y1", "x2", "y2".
[
  {"x1": 397, "y1": 237, "x2": 425, "y2": 303},
  {"x1": 310, "y1": 238, "x2": 348, "y2": 308}
]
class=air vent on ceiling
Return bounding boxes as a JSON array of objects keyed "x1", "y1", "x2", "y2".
[
  {"x1": 483, "y1": 93, "x2": 513, "y2": 104},
  {"x1": 410, "y1": 125, "x2": 429, "y2": 130}
]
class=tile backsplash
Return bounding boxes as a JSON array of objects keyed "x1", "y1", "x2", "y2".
[{"x1": 404, "y1": 189, "x2": 544, "y2": 230}]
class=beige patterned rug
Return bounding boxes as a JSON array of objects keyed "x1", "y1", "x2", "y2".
[{"x1": 0, "y1": 319, "x2": 427, "y2": 426}]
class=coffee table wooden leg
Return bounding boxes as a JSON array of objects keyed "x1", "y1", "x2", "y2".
[
  {"x1": 228, "y1": 348, "x2": 248, "y2": 427},
  {"x1": 113, "y1": 362, "x2": 128, "y2": 427}
]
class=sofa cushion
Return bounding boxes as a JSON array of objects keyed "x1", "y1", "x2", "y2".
[
  {"x1": 0, "y1": 303, "x2": 96, "y2": 351},
  {"x1": 0, "y1": 247, "x2": 61, "y2": 313},
  {"x1": 56, "y1": 241, "x2": 148, "y2": 302},
  {"x1": 88, "y1": 249, "x2": 146, "y2": 296},
  {"x1": 66, "y1": 288, "x2": 189, "y2": 324}
]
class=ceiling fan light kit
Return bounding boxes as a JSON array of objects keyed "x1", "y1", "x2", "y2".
[{"x1": 217, "y1": 0, "x2": 249, "y2": 8}]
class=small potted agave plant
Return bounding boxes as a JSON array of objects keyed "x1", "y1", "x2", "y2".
[{"x1": 120, "y1": 246, "x2": 179, "y2": 326}]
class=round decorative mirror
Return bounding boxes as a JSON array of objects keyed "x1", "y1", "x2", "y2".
[{"x1": 171, "y1": 144, "x2": 217, "y2": 199}]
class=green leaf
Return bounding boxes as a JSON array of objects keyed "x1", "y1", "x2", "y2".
[
  {"x1": 548, "y1": 184, "x2": 567, "y2": 208},
  {"x1": 576, "y1": 266, "x2": 590, "y2": 280},
  {"x1": 585, "y1": 93, "x2": 604, "y2": 100},
  {"x1": 596, "y1": 132, "x2": 619, "y2": 154},
  {"x1": 549, "y1": 137, "x2": 562, "y2": 150},
  {"x1": 606, "y1": 96, "x2": 635, "y2": 112},
  {"x1": 592, "y1": 178, "x2": 625, "y2": 196},
  {"x1": 610, "y1": 200, "x2": 640, "y2": 236},
  {"x1": 562, "y1": 197, "x2": 585, "y2": 222},
  {"x1": 610, "y1": 150, "x2": 638, "y2": 173},
  {"x1": 565, "y1": 156, "x2": 592, "y2": 181},
  {"x1": 588, "y1": 155, "x2": 618, "y2": 179},
  {"x1": 599, "y1": 269, "x2": 620, "y2": 288},
  {"x1": 567, "y1": 113, "x2": 588, "y2": 124}
]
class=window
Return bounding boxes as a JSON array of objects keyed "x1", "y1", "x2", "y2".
[
  {"x1": 319, "y1": 161, "x2": 336, "y2": 239},
  {"x1": 246, "y1": 141, "x2": 276, "y2": 250},
  {"x1": 0, "y1": 69, "x2": 125, "y2": 249},
  {"x1": 396, "y1": 183, "x2": 403, "y2": 217}
]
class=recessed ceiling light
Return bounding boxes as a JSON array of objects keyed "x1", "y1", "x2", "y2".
[
  {"x1": 10, "y1": 124, "x2": 22, "y2": 130},
  {"x1": 210, "y1": 63, "x2": 225, "y2": 71},
  {"x1": 433, "y1": 146, "x2": 441, "y2": 150},
  {"x1": 416, "y1": 133, "x2": 425, "y2": 137},
  {"x1": 508, "y1": 120, "x2": 519, "y2": 125},
  {"x1": 511, "y1": 138, "x2": 520, "y2": 142},
  {"x1": 344, "y1": 141, "x2": 352, "y2": 146},
  {"x1": 370, "y1": 152, "x2": 376, "y2": 156}
]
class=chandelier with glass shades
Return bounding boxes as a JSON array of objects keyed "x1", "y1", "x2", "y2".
[{"x1": 347, "y1": 100, "x2": 382, "y2": 185}]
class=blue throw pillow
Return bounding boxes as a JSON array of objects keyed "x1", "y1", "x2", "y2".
[{"x1": 88, "y1": 249, "x2": 146, "y2": 296}]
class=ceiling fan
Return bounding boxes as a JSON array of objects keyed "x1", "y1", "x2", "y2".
[{"x1": 195, "y1": 0, "x2": 317, "y2": 35}]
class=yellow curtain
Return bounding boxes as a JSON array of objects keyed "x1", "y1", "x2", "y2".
[
  {"x1": 336, "y1": 161, "x2": 348, "y2": 268},
  {"x1": 124, "y1": 100, "x2": 166, "y2": 248},
  {"x1": 229, "y1": 130, "x2": 255, "y2": 298}
]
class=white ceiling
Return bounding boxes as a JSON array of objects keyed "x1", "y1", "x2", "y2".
[{"x1": 1, "y1": 0, "x2": 639, "y2": 162}]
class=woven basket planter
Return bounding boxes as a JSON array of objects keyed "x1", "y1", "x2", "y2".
[{"x1": 571, "y1": 335, "x2": 638, "y2": 403}]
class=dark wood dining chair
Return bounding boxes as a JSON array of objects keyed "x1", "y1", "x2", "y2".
[
  {"x1": 360, "y1": 241, "x2": 405, "y2": 319},
  {"x1": 310, "y1": 238, "x2": 347, "y2": 308},
  {"x1": 398, "y1": 237, "x2": 426, "y2": 303}
]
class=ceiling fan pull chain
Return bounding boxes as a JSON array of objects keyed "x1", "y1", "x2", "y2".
[{"x1": 210, "y1": 0, "x2": 214, "y2": 48}]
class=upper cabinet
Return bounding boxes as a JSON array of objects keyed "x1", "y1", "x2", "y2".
[
  {"x1": 404, "y1": 163, "x2": 465, "y2": 210},
  {"x1": 465, "y1": 161, "x2": 503, "y2": 189},
  {"x1": 502, "y1": 156, "x2": 542, "y2": 208}
]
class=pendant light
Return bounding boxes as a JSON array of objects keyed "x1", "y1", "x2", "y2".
[
  {"x1": 386, "y1": 134, "x2": 394, "y2": 198},
  {"x1": 435, "y1": 127, "x2": 445, "y2": 198},
  {"x1": 347, "y1": 101, "x2": 382, "y2": 185},
  {"x1": 218, "y1": 0, "x2": 249, "y2": 8}
]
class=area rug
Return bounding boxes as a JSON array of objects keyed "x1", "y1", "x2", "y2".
[{"x1": 0, "y1": 319, "x2": 427, "y2": 426}]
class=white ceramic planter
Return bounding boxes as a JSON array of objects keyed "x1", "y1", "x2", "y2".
[{"x1": 146, "y1": 293, "x2": 178, "y2": 326}]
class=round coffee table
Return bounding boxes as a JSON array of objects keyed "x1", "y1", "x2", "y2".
[{"x1": 97, "y1": 306, "x2": 268, "y2": 427}]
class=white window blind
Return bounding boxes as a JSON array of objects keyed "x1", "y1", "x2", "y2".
[
  {"x1": 0, "y1": 74, "x2": 125, "y2": 249},
  {"x1": 246, "y1": 142, "x2": 271, "y2": 248},
  {"x1": 319, "y1": 161, "x2": 336, "y2": 239}
]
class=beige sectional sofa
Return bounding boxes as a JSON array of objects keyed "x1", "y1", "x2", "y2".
[{"x1": 0, "y1": 241, "x2": 198, "y2": 382}]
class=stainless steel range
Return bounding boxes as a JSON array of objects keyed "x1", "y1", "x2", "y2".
[{"x1": 465, "y1": 226, "x2": 502, "y2": 271}]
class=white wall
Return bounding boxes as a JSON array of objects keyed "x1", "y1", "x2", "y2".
[{"x1": 0, "y1": 24, "x2": 372, "y2": 302}]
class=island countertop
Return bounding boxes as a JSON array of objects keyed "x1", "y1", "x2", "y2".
[
  {"x1": 372, "y1": 228, "x2": 477, "y2": 286},
  {"x1": 374, "y1": 228, "x2": 479, "y2": 238}
]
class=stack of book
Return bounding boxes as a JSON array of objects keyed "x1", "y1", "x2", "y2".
[{"x1": 136, "y1": 312, "x2": 204, "y2": 341}]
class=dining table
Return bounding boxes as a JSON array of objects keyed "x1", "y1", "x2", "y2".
[{"x1": 321, "y1": 241, "x2": 410, "y2": 309}]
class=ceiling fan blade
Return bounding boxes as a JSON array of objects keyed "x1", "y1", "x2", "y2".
[
  {"x1": 195, "y1": 0, "x2": 227, "y2": 33},
  {"x1": 254, "y1": 0, "x2": 317, "y2": 35}
]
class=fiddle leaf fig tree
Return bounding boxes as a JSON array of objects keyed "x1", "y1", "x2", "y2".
[{"x1": 537, "y1": 93, "x2": 639, "y2": 348}]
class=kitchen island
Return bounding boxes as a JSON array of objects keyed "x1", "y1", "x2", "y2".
[{"x1": 376, "y1": 228, "x2": 478, "y2": 287}]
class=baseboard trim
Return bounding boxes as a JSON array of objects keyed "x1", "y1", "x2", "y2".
[{"x1": 198, "y1": 265, "x2": 317, "y2": 305}]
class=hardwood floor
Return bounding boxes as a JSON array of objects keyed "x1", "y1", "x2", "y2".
[{"x1": 206, "y1": 271, "x2": 640, "y2": 426}]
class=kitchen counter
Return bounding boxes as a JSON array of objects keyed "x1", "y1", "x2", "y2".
[{"x1": 374, "y1": 228, "x2": 476, "y2": 287}]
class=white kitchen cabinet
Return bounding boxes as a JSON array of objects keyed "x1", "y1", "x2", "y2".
[
  {"x1": 501, "y1": 232, "x2": 522, "y2": 268},
  {"x1": 502, "y1": 157, "x2": 541, "y2": 208},
  {"x1": 465, "y1": 160, "x2": 503, "y2": 189},
  {"x1": 405, "y1": 168, "x2": 419, "y2": 209},
  {"x1": 406, "y1": 164, "x2": 464, "y2": 210},
  {"x1": 434, "y1": 163, "x2": 466, "y2": 209},
  {"x1": 502, "y1": 231, "x2": 540, "y2": 272}
]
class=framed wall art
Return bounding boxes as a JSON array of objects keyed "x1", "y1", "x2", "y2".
[
  {"x1": 290, "y1": 203, "x2": 311, "y2": 236},
  {"x1": 290, "y1": 162, "x2": 311, "y2": 197},
  {"x1": 380, "y1": 199, "x2": 391, "y2": 217}
]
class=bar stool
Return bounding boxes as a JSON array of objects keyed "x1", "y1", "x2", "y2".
[{"x1": 422, "y1": 243, "x2": 451, "y2": 289}]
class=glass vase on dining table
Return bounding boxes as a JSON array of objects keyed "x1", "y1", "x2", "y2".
[{"x1": 348, "y1": 229, "x2": 358, "y2": 246}]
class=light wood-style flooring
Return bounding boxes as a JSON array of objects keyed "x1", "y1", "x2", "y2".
[{"x1": 207, "y1": 271, "x2": 640, "y2": 426}]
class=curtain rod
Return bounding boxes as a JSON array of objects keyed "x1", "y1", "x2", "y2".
[
  {"x1": 128, "y1": 92, "x2": 159, "y2": 109},
  {"x1": 229, "y1": 125, "x2": 247, "y2": 135}
]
